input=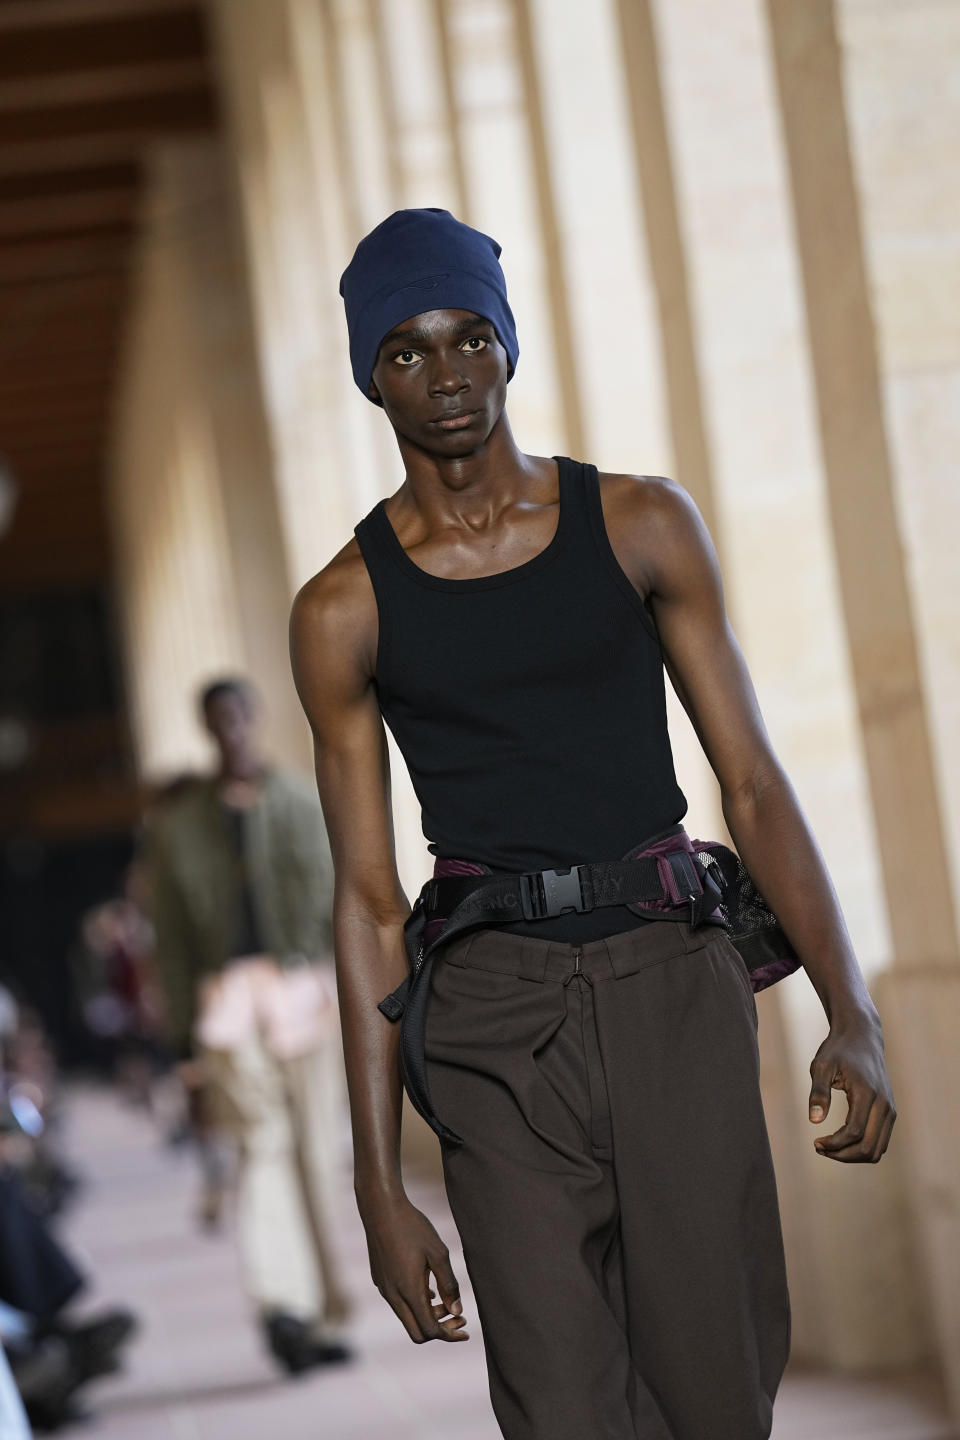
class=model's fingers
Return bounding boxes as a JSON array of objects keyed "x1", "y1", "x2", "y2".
[
  {"x1": 429, "y1": 1247, "x2": 463, "y2": 1318},
  {"x1": 854, "y1": 1107, "x2": 896, "y2": 1164},
  {"x1": 390, "y1": 1292, "x2": 428, "y2": 1344},
  {"x1": 858, "y1": 1095, "x2": 892, "y2": 1160},
  {"x1": 437, "y1": 1315, "x2": 470, "y2": 1342},
  {"x1": 406, "y1": 1281, "x2": 445, "y2": 1343},
  {"x1": 814, "y1": 1077, "x2": 875, "y2": 1154},
  {"x1": 816, "y1": 1091, "x2": 885, "y2": 1160},
  {"x1": 874, "y1": 1108, "x2": 897, "y2": 1161},
  {"x1": 431, "y1": 1300, "x2": 467, "y2": 1325},
  {"x1": 808, "y1": 1055, "x2": 835, "y2": 1123}
]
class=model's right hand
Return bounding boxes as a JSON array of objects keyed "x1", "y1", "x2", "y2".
[{"x1": 361, "y1": 1194, "x2": 469, "y2": 1343}]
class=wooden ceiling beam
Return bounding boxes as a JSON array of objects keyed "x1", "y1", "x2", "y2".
[
  {"x1": 0, "y1": 6, "x2": 208, "y2": 81},
  {"x1": 0, "y1": 190, "x2": 136, "y2": 241},
  {"x1": 3, "y1": 468, "x2": 105, "y2": 488},
  {"x1": 0, "y1": 59, "x2": 210, "y2": 112},
  {"x1": 4, "y1": 447, "x2": 107, "y2": 469},
  {"x1": 0, "y1": 87, "x2": 217, "y2": 146},
  {"x1": 0, "y1": 337, "x2": 119, "y2": 356},
  {"x1": 0, "y1": 385, "x2": 115, "y2": 413},
  {"x1": 0, "y1": 233, "x2": 131, "y2": 283},
  {"x1": 3, "y1": 420, "x2": 107, "y2": 446},
  {"x1": 0, "y1": 222, "x2": 136, "y2": 252},
  {"x1": 0, "y1": 299, "x2": 125, "y2": 331},
  {"x1": 0, "y1": 377, "x2": 111, "y2": 400},
  {"x1": 0, "y1": 160, "x2": 139, "y2": 202},
  {"x1": 0, "y1": 0, "x2": 196, "y2": 32},
  {"x1": 0, "y1": 467, "x2": 102, "y2": 488},
  {"x1": 0, "y1": 134, "x2": 155, "y2": 179},
  {"x1": 0, "y1": 395, "x2": 107, "y2": 421},
  {"x1": 0, "y1": 0, "x2": 215, "y2": 598},
  {"x1": 0, "y1": 334, "x2": 121, "y2": 363}
]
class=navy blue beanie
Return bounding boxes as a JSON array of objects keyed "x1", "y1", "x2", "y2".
[{"x1": 339, "y1": 208, "x2": 519, "y2": 400}]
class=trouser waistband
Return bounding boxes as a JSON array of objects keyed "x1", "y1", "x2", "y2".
[{"x1": 442, "y1": 918, "x2": 715, "y2": 985}]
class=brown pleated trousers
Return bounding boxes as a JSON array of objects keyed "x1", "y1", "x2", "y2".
[{"x1": 425, "y1": 919, "x2": 791, "y2": 1440}]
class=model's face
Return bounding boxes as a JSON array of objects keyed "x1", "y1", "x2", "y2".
[{"x1": 369, "y1": 308, "x2": 509, "y2": 456}]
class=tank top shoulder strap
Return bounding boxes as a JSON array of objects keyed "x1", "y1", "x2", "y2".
[
  {"x1": 571, "y1": 457, "x2": 661, "y2": 641},
  {"x1": 353, "y1": 501, "x2": 401, "y2": 680},
  {"x1": 553, "y1": 454, "x2": 590, "y2": 535},
  {"x1": 354, "y1": 499, "x2": 395, "y2": 592}
]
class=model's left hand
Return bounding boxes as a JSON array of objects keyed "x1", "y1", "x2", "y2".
[{"x1": 808, "y1": 1013, "x2": 897, "y2": 1163}]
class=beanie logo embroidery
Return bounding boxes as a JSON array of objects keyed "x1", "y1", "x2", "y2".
[{"x1": 399, "y1": 273, "x2": 450, "y2": 294}]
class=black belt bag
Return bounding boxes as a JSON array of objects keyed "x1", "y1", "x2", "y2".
[{"x1": 379, "y1": 825, "x2": 799, "y2": 1146}]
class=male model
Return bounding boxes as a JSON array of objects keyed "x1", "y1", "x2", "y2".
[{"x1": 290, "y1": 208, "x2": 895, "y2": 1439}]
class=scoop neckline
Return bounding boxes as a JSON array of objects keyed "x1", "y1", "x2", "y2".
[{"x1": 372, "y1": 456, "x2": 570, "y2": 593}]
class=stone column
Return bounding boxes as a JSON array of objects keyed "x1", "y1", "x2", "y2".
[
  {"x1": 767, "y1": 0, "x2": 960, "y2": 1409},
  {"x1": 646, "y1": 0, "x2": 929, "y2": 1365},
  {"x1": 149, "y1": 141, "x2": 311, "y2": 770},
  {"x1": 110, "y1": 154, "x2": 247, "y2": 779}
]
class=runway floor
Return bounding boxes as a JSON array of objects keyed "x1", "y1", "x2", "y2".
[{"x1": 49, "y1": 1085, "x2": 955, "y2": 1440}]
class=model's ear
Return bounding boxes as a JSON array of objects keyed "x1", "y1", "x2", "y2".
[{"x1": 367, "y1": 377, "x2": 383, "y2": 407}]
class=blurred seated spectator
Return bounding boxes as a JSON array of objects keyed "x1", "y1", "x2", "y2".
[
  {"x1": 0, "y1": 1169, "x2": 136, "y2": 1432},
  {"x1": 0, "y1": 985, "x2": 78, "y2": 1221},
  {"x1": 0, "y1": 1343, "x2": 30, "y2": 1440},
  {"x1": 73, "y1": 862, "x2": 168, "y2": 1111}
]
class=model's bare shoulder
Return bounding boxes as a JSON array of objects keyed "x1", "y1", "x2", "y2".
[
  {"x1": 595, "y1": 472, "x2": 707, "y2": 597},
  {"x1": 292, "y1": 535, "x2": 374, "y2": 626},
  {"x1": 290, "y1": 537, "x2": 378, "y2": 709},
  {"x1": 597, "y1": 471, "x2": 699, "y2": 534}
]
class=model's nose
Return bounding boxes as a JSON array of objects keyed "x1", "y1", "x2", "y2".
[{"x1": 427, "y1": 354, "x2": 469, "y2": 396}]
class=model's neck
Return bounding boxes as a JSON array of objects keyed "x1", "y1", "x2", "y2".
[{"x1": 394, "y1": 413, "x2": 539, "y2": 513}]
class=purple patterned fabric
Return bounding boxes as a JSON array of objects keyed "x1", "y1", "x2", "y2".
[
  {"x1": 426, "y1": 857, "x2": 488, "y2": 945},
  {"x1": 742, "y1": 958, "x2": 798, "y2": 992},
  {"x1": 435, "y1": 857, "x2": 487, "y2": 878}
]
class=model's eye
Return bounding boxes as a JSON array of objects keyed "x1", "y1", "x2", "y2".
[
  {"x1": 461, "y1": 336, "x2": 488, "y2": 353},
  {"x1": 393, "y1": 349, "x2": 419, "y2": 366}
]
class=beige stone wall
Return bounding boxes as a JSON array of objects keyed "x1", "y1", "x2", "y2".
[
  {"x1": 836, "y1": 0, "x2": 960, "y2": 1408},
  {"x1": 106, "y1": 0, "x2": 960, "y2": 1407}
]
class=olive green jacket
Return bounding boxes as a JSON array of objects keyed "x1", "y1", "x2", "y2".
[{"x1": 147, "y1": 768, "x2": 334, "y2": 1053}]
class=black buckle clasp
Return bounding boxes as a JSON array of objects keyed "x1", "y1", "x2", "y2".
[
  {"x1": 665, "y1": 850, "x2": 717, "y2": 927},
  {"x1": 520, "y1": 865, "x2": 586, "y2": 921}
]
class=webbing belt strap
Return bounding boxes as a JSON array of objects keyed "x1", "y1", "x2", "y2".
[{"x1": 378, "y1": 845, "x2": 722, "y2": 1146}]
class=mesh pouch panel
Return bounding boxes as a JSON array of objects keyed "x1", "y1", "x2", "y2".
[{"x1": 694, "y1": 841, "x2": 801, "y2": 992}]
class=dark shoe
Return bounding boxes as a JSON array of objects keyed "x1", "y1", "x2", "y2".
[
  {"x1": 9, "y1": 1334, "x2": 83, "y2": 1431},
  {"x1": 312, "y1": 1339, "x2": 353, "y2": 1367},
  {"x1": 52, "y1": 1306, "x2": 138, "y2": 1383},
  {"x1": 263, "y1": 1312, "x2": 353, "y2": 1376}
]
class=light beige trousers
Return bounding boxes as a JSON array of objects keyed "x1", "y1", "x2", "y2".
[{"x1": 202, "y1": 1015, "x2": 344, "y2": 1326}]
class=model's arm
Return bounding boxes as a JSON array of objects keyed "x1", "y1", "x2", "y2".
[
  {"x1": 606, "y1": 474, "x2": 895, "y2": 1164},
  {"x1": 289, "y1": 545, "x2": 467, "y2": 1343}
]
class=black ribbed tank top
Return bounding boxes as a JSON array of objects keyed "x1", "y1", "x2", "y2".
[{"x1": 354, "y1": 456, "x2": 688, "y2": 942}]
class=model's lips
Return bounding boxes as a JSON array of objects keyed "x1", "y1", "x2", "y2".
[{"x1": 431, "y1": 409, "x2": 479, "y2": 430}]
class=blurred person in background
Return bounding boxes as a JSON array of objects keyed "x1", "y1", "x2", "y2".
[
  {"x1": 73, "y1": 863, "x2": 167, "y2": 1111},
  {"x1": 136, "y1": 772, "x2": 233, "y2": 1223},
  {"x1": 0, "y1": 1345, "x2": 29, "y2": 1440},
  {"x1": 0, "y1": 1168, "x2": 136, "y2": 1432},
  {"x1": 146, "y1": 678, "x2": 352, "y2": 1375},
  {"x1": 1, "y1": 984, "x2": 135, "y2": 1431},
  {"x1": 290, "y1": 208, "x2": 897, "y2": 1440},
  {"x1": 0, "y1": 984, "x2": 77, "y2": 1222}
]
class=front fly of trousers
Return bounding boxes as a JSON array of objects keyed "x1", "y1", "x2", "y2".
[{"x1": 424, "y1": 918, "x2": 791, "y2": 1440}]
